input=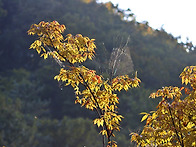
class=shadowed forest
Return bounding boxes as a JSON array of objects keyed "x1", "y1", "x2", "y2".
[{"x1": 0, "y1": 0, "x2": 196, "y2": 146}]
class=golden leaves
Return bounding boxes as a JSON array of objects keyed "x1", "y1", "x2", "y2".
[
  {"x1": 28, "y1": 21, "x2": 141, "y2": 146},
  {"x1": 54, "y1": 65, "x2": 128, "y2": 135},
  {"x1": 28, "y1": 21, "x2": 96, "y2": 63},
  {"x1": 63, "y1": 33, "x2": 96, "y2": 63},
  {"x1": 111, "y1": 74, "x2": 140, "y2": 91},
  {"x1": 131, "y1": 66, "x2": 196, "y2": 147},
  {"x1": 94, "y1": 118, "x2": 104, "y2": 127},
  {"x1": 180, "y1": 66, "x2": 196, "y2": 89},
  {"x1": 140, "y1": 113, "x2": 149, "y2": 122},
  {"x1": 149, "y1": 86, "x2": 182, "y2": 100},
  {"x1": 29, "y1": 40, "x2": 44, "y2": 54}
]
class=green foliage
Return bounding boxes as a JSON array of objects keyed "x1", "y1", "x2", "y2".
[
  {"x1": 36, "y1": 116, "x2": 102, "y2": 147},
  {"x1": 0, "y1": 68, "x2": 49, "y2": 116},
  {"x1": 0, "y1": 95, "x2": 37, "y2": 147}
]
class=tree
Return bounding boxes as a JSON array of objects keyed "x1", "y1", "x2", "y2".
[
  {"x1": 35, "y1": 116, "x2": 102, "y2": 147},
  {"x1": 28, "y1": 21, "x2": 140, "y2": 147},
  {"x1": 0, "y1": 94, "x2": 38, "y2": 147},
  {"x1": 131, "y1": 66, "x2": 196, "y2": 146}
]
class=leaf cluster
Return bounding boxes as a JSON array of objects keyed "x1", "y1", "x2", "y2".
[
  {"x1": 131, "y1": 66, "x2": 196, "y2": 146},
  {"x1": 28, "y1": 21, "x2": 96, "y2": 64}
]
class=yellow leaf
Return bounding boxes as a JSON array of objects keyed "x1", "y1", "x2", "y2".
[
  {"x1": 131, "y1": 136, "x2": 136, "y2": 142},
  {"x1": 36, "y1": 40, "x2": 42, "y2": 46},
  {"x1": 36, "y1": 47, "x2": 41, "y2": 54},
  {"x1": 140, "y1": 112, "x2": 148, "y2": 115},
  {"x1": 185, "y1": 78, "x2": 189, "y2": 85},
  {"x1": 152, "y1": 112, "x2": 157, "y2": 119},
  {"x1": 44, "y1": 53, "x2": 48, "y2": 59},
  {"x1": 101, "y1": 130, "x2": 107, "y2": 136},
  {"x1": 192, "y1": 142, "x2": 196, "y2": 146},
  {"x1": 141, "y1": 114, "x2": 149, "y2": 122},
  {"x1": 181, "y1": 76, "x2": 185, "y2": 84},
  {"x1": 187, "y1": 122, "x2": 194, "y2": 128},
  {"x1": 93, "y1": 118, "x2": 104, "y2": 127}
]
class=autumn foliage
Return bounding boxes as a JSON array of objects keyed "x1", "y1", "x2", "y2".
[
  {"x1": 28, "y1": 21, "x2": 140, "y2": 146},
  {"x1": 131, "y1": 66, "x2": 196, "y2": 146}
]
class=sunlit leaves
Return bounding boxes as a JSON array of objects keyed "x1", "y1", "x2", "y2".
[
  {"x1": 140, "y1": 113, "x2": 149, "y2": 122},
  {"x1": 28, "y1": 21, "x2": 140, "y2": 146},
  {"x1": 28, "y1": 21, "x2": 96, "y2": 64},
  {"x1": 149, "y1": 86, "x2": 182, "y2": 100},
  {"x1": 180, "y1": 66, "x2": 196, "y2": 89},
  {"x1": 29, "y1": 40, "x2": 45, "y2": 54},
  {"x1": 131, "y1": 66, "x2": 196, "y2": 147},
  {"x1": 94, "y1": 118, "x2": 104, "y2": 127},
  {"x1": 111, "y1": 74, "x2": 141, "y2": 91}
]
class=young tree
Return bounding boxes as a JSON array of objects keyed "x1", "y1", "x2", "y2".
[
  {"x1": 28, "y1": 21, "x2": 140, "y2": 147},
  {"x1": 131, "y1": 66, "x2": 196, "y2": 146}
]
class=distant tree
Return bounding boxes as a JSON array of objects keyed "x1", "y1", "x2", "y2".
[
  {"x1": 131, "y1": 66, "x2": 196, "y2": 146},
  {"x1": 28, "y1": 21, "x2": 140, "y2": 147},
  {"x1": 36, "y1": 116, "x2": 102, "y2": 147},
  {"x1": 0, "y1": 95, "x2": 38, "y2": 147},
  {"x1": 0, "y1": 0, "x2": 6, "y2": 17}
]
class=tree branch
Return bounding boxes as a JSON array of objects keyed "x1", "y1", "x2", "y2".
[{"x1": 167, "y1": 103, "x2": 184, "y2": 147}]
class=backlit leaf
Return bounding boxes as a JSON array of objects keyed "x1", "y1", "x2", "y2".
[{"x1": 141, "y1": 114, "x2": 149, "y2": 122}]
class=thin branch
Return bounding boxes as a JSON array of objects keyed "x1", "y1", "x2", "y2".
[
  {"x1": 167, "y1": 104, "x2": 184, "y2": 147},
  {"x1": 178, "y1": 119, "x2": 184, "y2": 146}
]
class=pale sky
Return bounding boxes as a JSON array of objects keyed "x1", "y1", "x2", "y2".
[{"x1": 97, "y1": 0, "x2": 196, "y2": 45}]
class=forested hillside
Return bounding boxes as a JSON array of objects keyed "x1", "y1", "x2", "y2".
[{"x1": 0, "y1": 0, "x2": 195, "y2": 146}]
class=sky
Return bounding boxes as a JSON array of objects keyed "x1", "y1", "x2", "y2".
[{"x1": 97, "y1": 0, "x2": 196, "y2": 45}]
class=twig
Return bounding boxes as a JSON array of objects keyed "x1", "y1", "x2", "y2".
[{"x1": 167, "y1": 103, "x2": 184, "y2": 147}]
